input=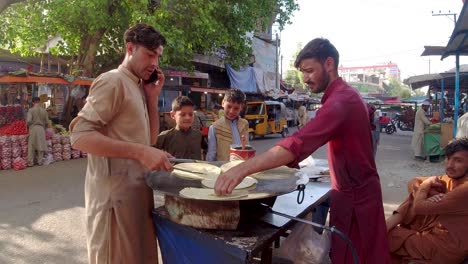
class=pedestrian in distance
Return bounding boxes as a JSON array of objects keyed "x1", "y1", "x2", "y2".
[
  {"x1": 27, "y1": 97, "x2": 49, "y2": 166},
  {"x1": 411, "y1": 101, "x2": 432, "y2": 161}
]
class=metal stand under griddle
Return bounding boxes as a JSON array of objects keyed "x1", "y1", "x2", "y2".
[{"x1": 151, "y1": 181, "x2": 332, "y2": 264}]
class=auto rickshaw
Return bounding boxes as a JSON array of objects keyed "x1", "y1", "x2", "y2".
[{"x1": 244, "y1": 101, "x2": 288, "y2": 140}]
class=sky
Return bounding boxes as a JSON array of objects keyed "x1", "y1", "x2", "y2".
[{"x1": 278, "y1": 0, "x2": 467, "y2": 80}]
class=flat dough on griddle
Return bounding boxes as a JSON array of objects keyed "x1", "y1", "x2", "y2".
[
  {"x1": 250, "y1": 166, "x2": 297, "y2": 180},
  {"x1": 220, "y1": 160, "x2": 244, "y2": 173},
  {"x1": 172, "y1": 163, "x2": 221, "y2": 180},
  {"x1": 201, "y1": 176, "x2": 257, "y2": 190},
  {"x1": 179, "y1": 187, "x2": 248, "y2": 200}
]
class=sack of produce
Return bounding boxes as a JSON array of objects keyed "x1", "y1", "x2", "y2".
[
  {"x1": 52, "y1": 134, "x2": 61, "y2": 144},
  {"x1": 11, "y1": 143, "x2": 21, "y2": 158},
  {"x1": 46, "y1": 128, "x2": 54, "y2": 140},
  {"x1": 18, "y1": 135, "x2": 28, "y2": 146},
  {"x1": 53, "y1": 143, "x2": 63, "y2": 161},
  {"x1": 61, "y1": 135, "x2": 71, "y2": 145},
  {"x1": 12, "y1": 157, "x2": 27, "y2": 170},
  {"x1": 1, "y1": 158, "x2": 12, "y2": 170},
  {"x1": 63, "y1": 144, "x2": 71, "y2": 160},
  {"x1": 2, "y1": 146, "x2": 12, "y2": 160},
  {"x1": 71, "y1": 149, "x2": 81, "y2": 159},
  {"x1": 21, "y1": 145, "x2": 28, "y2": 159}
]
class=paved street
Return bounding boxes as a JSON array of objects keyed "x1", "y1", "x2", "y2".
[{"x1": 0, "y1": 128, "x2": 446, "y2": 263}]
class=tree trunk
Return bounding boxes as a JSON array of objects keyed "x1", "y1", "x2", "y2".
[{"x1": 76, "y1": 28, "x2": 106, "y2": 77}]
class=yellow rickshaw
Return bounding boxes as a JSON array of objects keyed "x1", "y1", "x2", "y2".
[{"x1": 244, "y1": 101, "x2": 289, "y2": 140}]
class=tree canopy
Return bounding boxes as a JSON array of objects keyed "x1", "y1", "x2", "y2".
[{"x1": 0, "y1": 0, "x2": 299, "y2": 77}]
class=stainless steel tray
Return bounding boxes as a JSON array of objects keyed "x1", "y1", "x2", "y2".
[{"x1": 146, "y1": 162, "x2": 299, "y2": 201}]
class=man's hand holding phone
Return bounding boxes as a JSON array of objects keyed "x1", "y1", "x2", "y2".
[{"x1": 143, "y1": 68, "x2": 165, "y2": 99}]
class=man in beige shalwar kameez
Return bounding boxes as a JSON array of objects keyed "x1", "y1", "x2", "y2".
[
  {"x1": 411, "y1": 101, "x2": 432, "y2": 160},
  {"x1": 70, "y1": 23, "x2": 173, "y2": 264},
  {"x1": 386, "y1": 138, "x2": 468, "y2": 263},
  {"x1": 27, "y1": 97, "x2": 49, "y2": 166},
  {"x1": 297, "y1": 103, "x2": 308, "y2": 128}
]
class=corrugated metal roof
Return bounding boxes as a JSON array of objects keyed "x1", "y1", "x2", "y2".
[
  {"x1": 421, "y1": 46, "x2": 446, "y2": 56},
  {"x1": 442, "y1": 2, "x2": 468, "y2": 59}
]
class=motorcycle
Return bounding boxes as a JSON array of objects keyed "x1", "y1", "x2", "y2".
[
  {"x1": 384, "y1": 118, "x2": 397, "y2": 135},
  {"x1": 394, "y1": 113, "x2": 414, "y2": 131}
]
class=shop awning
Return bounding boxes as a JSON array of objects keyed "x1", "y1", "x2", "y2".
[
  {"x1": 421, "y1": 46, "x2": 446, "y2": 56},
  {"x1": 383, "y1": 98, "x2": 401, "y2": 104},
  {"x1": 0, "y1": 75, "x2": 93, "y2": 86},
  {"x1": 442, "y1": 2, "x2": 468, "y2": 59}
]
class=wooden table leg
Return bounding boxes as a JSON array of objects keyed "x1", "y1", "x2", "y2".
[{"x1": 260, "y1": 244, "x2": 273, "y2": 264}]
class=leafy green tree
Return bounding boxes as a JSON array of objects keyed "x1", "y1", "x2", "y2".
[
  {"x1": 385, "y1": 77, "x2": 412, "y2": 99},
  {"x1": 0, "y1": 0, "x2": 299, "y2": 77},
  {"x1": 283, "y1": 42, "x2": 309, "y2": 93}
]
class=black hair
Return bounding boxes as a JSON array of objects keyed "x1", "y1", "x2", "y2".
[
  {"x1": 32, "y1": 97, "x2": 40, "y2": 103},
  {"x1": 124, "y1": 23, "x2": 166, "y2": 52},
  {"x1": 223, "y1": 88, "x2": 246, "y2": 104},
  {"x1": 294, "y1": 38, "x2": 339, "y2": 69},
  {"x1": 445, "y1": 137, "x2": 468, "y2": 158},
  {"x1": 171, "y1": 96, "x2": 194, "y2": 112}
]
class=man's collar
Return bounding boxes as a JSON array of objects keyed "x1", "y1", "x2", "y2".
[
  {"x1": 118, "y1": 65, "x2": 140, "y2": 84},
  {"x1": 321, "y1": 77, "x2": 343, "y2": 104}
]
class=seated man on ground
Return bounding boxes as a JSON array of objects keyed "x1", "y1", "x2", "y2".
[{"x1": 386, "y1": 138, "x2": 468, "y2": 264}]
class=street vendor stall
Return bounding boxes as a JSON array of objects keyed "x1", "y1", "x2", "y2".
[
  {"x1": 147, "y1": 160, "x2": 333, "y2": 263},
  {"x1": 424, "y1": 123, "x2": 445, "y2": 162},
  {"x1": 0, "y1": 74, "x2": 91, "y2": 170}
]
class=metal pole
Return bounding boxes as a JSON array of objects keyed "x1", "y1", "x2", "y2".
[
  {"x1": 441, "y1": 79, "x2": 445, "y2": 122},
  {"x1": 454, "y1": 54, "x2": 460, "y2": 138},
  {"x1": 275, "y1": 33, "x2": 279, "y2": 91}
]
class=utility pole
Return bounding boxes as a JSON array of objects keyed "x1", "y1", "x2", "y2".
[
  {"x1": 432, "y1": 10, "x2": 457, "y2": 27},
  {"x1": 275, "y1": 32, "x2": 279, "y2": 91}
]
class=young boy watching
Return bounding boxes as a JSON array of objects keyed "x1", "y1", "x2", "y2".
[
  {"x1": 206, "y1": 88, "x2": 249, "y2": 161},
  {"x1": 155, "y1": 96, "x2": 203, "y2": 160}
]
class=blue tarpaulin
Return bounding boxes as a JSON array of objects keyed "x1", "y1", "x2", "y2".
[
  {"x1": 153, "y1": 211, "x2": 247, "y2": 264},
  {"x1": 225, "y1": 64, "x2": 258, "y2": 93}
]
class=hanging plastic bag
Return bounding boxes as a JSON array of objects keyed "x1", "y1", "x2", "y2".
[{"x1": 274, "y1": 212, "x2": 331, "y2": 264}]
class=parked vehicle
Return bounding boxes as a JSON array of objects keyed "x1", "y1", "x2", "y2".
[
  {"x1": 393, "y1": 113, "x2": 414, "y2": 131},
  {"x1": 385, "y1": 118, "x2": 397, "y2": 135},
  {"x1": 244, "y1": 101, "x2": 288, "y2": 140}
]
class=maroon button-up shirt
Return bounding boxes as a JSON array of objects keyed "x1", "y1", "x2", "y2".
[{"x1": 277, "y1": 78, "x2": 390, "y2": 264}]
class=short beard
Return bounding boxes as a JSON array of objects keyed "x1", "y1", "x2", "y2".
[{"x1": 315, "y1": 67, "x2": 330, "y2": 94}]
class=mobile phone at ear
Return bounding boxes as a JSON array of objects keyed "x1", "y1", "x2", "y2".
[{"x1": 144, "y1": 70, "x2": 159, "y2": 84}]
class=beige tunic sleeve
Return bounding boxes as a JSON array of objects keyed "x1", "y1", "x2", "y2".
[{"x1": 70, "y1": 74, "x2": 126, "y2": 145}]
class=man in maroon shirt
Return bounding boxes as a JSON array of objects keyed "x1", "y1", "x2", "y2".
[{"x1": 215, "y1": 38, "x2": 390, "y2": 263}]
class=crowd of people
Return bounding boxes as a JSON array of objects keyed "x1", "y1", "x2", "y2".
[{"x1": 68, "y1": 23, "x2": 468, "y2": 264}]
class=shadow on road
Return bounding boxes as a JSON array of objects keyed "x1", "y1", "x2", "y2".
[{"x1": 0, "y1": 159, "x2": 87, "y2": 264}]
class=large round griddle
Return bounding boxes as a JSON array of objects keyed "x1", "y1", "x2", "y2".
[{"x1": 146, "y1": 162, "x2": 299, "y2": 201}]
